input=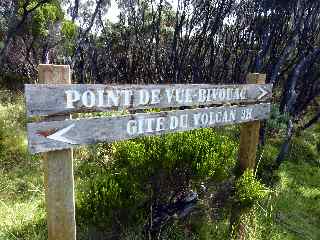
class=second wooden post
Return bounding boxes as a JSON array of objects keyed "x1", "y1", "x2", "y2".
[
  {"x1": 239, "y1": 73, "x2": 266, "y2": 170},
  {"x1": 236, "y1": 73, "x2": 266, "y2": 239}
]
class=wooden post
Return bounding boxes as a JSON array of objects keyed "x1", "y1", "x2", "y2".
[
  {"x1": 39, "y1": 64, "x2": 76, "y2": 240},
  {"x1": 239, "y1": 73, "x2": 266, "y2": 170},
  {"x1": 235, "y1": 73, "x2": 266, "y2": 239}
]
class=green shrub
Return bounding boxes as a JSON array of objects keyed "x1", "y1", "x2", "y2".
[
  {"x1": 160, "y1": 224, "x2": 187, "y2": 240},
  {"x1": 76, "y1": 128, "x2": 238, "y2": 234},
  {"x1": 0, "y1": 94, "x2": 32, "y2": 170},
  {"x1": 235, "y1": 170, "x2": 268, "y2": 208},
  {"x1": 255, "y1": 142, "x2": 281, "y2": 184},
  {"x1": 258, "y1": 144, "x2": 279, "y2": 169},
  {"x1": 186, "y1": 212, "x2": 229, "y2": 240},
  {"x1": 266, "y1": 105, "x2": 290, "y2": 136},
  {"x1": 286, "y1": 136, "x2": 319, "y2": 165}
]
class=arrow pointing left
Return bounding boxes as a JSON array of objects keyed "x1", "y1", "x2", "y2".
[{"x1": 47, "y1": 124, "x2": 77, "y2": 144}]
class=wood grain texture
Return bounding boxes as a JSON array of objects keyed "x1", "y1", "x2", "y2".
[
  {"x1": 236, "y1": 74, "x2": 268, "y2": 240},
  {"x1": 28, "y1": 103, "x2": 271, "y2": 154},
  {"x1": 239, "y1": 74, "x2": 267, "y2": 171},
  {"x1": 39, "y1": 64, "x2": 76, "y2": 240},
  {"x1": 25, "y1": 83, "x2": 273, "y2": 117}
]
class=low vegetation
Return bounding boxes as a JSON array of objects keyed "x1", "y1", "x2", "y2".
[{"x1": 0, "y1": 94, "x2": 319, "y2": 239}]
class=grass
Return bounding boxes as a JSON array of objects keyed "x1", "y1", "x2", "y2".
[
  {"x1": 271, "y1": 161, "x2": 320, "y2": 239},
  {"x1": 0, "y1": 157, "x2": 47, "y2": 240},
  {"x1": 0, "y1": 93, "x2": 47, "y2": 240},
  {"x1": 247, "y1": 130, "x2": 320, "y2": 240},
  {"x1": 0, "y1": 93, "x2": 319, "y2": 239},
  {"x1": 244, "y1": 160, "x2": 319, "y2": 240}
]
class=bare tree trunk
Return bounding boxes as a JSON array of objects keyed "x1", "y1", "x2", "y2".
[
  {"x1": 301, "y1": 111, "x2": 320, "y2": 130},
  {"x1": 276, "y1": 119, "x2": 294, "y2": 167}
]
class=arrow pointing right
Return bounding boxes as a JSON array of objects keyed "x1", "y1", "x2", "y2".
[{"x1": 257, "y1": 87, "x2": 269, "y2": 100}]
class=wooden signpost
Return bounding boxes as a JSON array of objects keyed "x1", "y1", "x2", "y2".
[
  {"x1": 25, "y1": 83, "x2": 272, "y2": 117},
  {"x1": 25, "y1": 64, "x2": 272, "y2": 240},
  {"x1": 28, "y1": 103, "x2": 270, "y2": 154}
]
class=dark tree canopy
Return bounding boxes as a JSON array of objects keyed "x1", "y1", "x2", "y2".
[{"x1": 0, "y1": 0, "x2": 319, "y2": 131}]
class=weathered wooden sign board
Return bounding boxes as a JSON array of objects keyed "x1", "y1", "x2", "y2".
[
  {"x1": 27, "y1": 103, "x2": 270, "y2": 153},
  {"x1": 25, "y1": 64, "x2": 272, "y2": 240},
  {"x1": 25, "y1": 83, "x2": 272, "y2": 117},
  {"x1": 26, "y1": 83, "x2": 272, "y2": 153}
]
